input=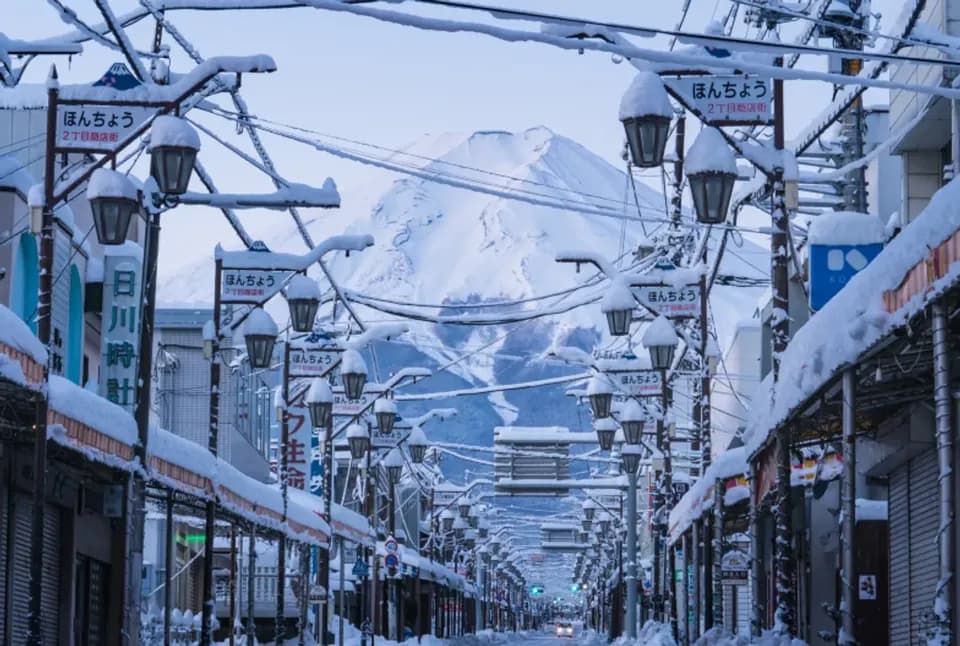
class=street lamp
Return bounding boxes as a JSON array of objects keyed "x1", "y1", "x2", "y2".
[
  {"x1": 441, "y1": 509, "x2": 456, "y2": 533},
  {"x1": 619, "y1": 71, "x2": 673, "y2": 168},
  {"x1": 87, "y1": 168, "x2": 139, "y2": 245},
  {"x1": 284, "y1": 274, "x2": 321, "y2": 333},
  {"x1": 407, "y1": 426, "x2": 428, "y2": 464},
  {"x1": 581, "y1": 518, "x2": 592, "y2": 532},
  {"x1": 453, "y1": 517, "x2": 469, "y2": 539},
  {"x1": 582, "y1": 499, "x2": 597, "y2": 521},
  {"x1": 620, "y1": 399, "x2": 645, "y2": 445},
  {"x1": 587, "y1": 374, "x2": 614, "y2": 419},
  {"x1": 685, "y1": 127, "x2": 737, "y2": 225},
  {"x1": 375, "y1": 397, "x2": 398, "y2": 435},
  {"x1": 594, "y1": 417, "x2": 618, "y2": 452},
  {"x1": 306, "y1": 378, "x2": 333, "y2": 429},
  {"x1": 458, "y1": 498, "x2": 473, "y2": 519},
  {"x1": 621, "y1": 444, "x2": 642, "y2": 476},
  {"x1": 340, "y1": 349, "x2": 368, "y2": 401},
  {"x1": 600, "y1": 279, "x2": 635, "y2": 337},
  {"x1": 642, "y1": 315, "x2": 679, "y2": 370},
  {"x1": 346, "y1": 423, "x2": 369, "y2": 460},
  {"x1": 148, "y1": 115, "x2": 200, "y2": 196},
  {"x1": 242, "y1": 307, "x2": 278, "y2": 369},
  {"x1": 383, "y1": 448, "x2": 404, "y2": 485}
]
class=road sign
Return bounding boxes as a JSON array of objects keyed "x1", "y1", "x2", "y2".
[
  {"x1": 288, "y1": 345, "x2": 341, "y2": 378},
  {"x1": 352, "y1": 557, "x2": 369, "y2": 577},
  {"x1": 218, "y1": 268, "x2": 289, "y2": 304},
  {"x1": 308, "y1": 584, "x2": 327, "y2": 603},
  {"x1": 608, "y1": 369, "x2": 662, "y2": 398},
  {"x1": 809, "y1": 242, "x2": 882, "y2": 310},
  {"x1": 384, "y1": 537, "x2": 399, "y2": 554},
  {"x1": 633, "y1": 283, "x2": 701, "y2": 318},
  {"x1": 664, "y1": 75, "x2": 773, "y2": 126},
  {"x1": 384, "y1": 553, "x2": 400, "y2": 569}
]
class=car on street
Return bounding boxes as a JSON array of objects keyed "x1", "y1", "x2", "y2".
[{"x1": 555, "y1": 621, "x2": 575, "y2": 638}]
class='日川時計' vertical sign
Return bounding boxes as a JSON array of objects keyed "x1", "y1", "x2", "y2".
[
  {"x1": 98, "y1": 244, "x2": 144, "y2": 412},
  {"x1": 664, "y1": 75, "x2": 773, "y2": 126}
]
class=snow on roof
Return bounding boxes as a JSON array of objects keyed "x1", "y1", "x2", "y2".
[
  {"x1": 285, "y1": 273, "x2": 322, "y2": 301},
  {"x1": 148, "y1": 115, "x2": 201, "y2": 151},
  {"x1": 668, "y1": 445, "x2": 747, "y2": 542},
  {"x1": 0, "y1": 305, "x2": 47, "y2": 364},
  {"x1": 807, "y1": 210, "x2": 885, "y2": 246},
  {"x1": 642, "y1": 315, "x2": 678, "y2": 347},
  {"x1": 285, "y1": 486, "x2": 331, "y2": 543},
  {"x1": 743, "y1": 177, "x2": 960, "y2": 459},
  {"x1": 619, "y1": 71, "x2": 673, "y2": 121},
  {"x1": 87, "y1": 168, "x2": 138, "y2": 200},
  {"x1": 684, "y1": 127, "x2": 737, "y2": 176}
]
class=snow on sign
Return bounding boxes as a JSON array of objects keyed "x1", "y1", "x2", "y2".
[
  {"x1": 219, "y1": 268, "x2": 288, "y2": 304},
  {"x1": 808, "y1": 211, "x2": 884, "y2": 310},
  {"x1": 633, "y1": 283, "x2": 700, "y2": 318},
  {"x1": 664, "y1": 75, "x2": 773, "y2": 126},
  {"x1": 56, "y1": 64, "x2": 153, "y2": 152}
]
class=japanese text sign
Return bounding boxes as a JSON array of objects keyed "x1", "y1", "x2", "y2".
[
  {"x1": 634, "y1": 284, "x2": 701, "y2": 318},
  {"x1": 219, "y1": 268, "x2": 288, "y2": 304},
  {"x1": 282, "y1": 387, "x2": 311, "y2": 491},
  {"x1": 98, "y1": 252, "x2": 143, "y2": 411},
  {"x1": 665, "y1": 76, "x2": 773, "y2": 125},
  {"x1": 608, "y1": 369, "x2": 662, "y2": 398},
  {"x1": 288, "y1": 346, "x2": 341, "y2": 378},
  {"x1": 56, "y1": 105, "x2": 153, "y2": 152}
]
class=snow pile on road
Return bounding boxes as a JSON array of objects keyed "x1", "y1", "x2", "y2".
[{"x1": 693, "y1": 626, "x2": 807, "y2": 645}]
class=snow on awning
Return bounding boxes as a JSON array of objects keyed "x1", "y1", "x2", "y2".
[
  {"x1": 47, "y1": 375, "x2": 137, "y2": 468},
  {"x1": 668, "y1": 446, "x2": 747, "y2": 544},
  {"x1": 741, "y1": 178, "x2": 960, "y2": 461},
  {"x1": 331, "y1": 503, "x2": 373, "y2": 546},
  {"x1": 0, "y1": 305, "x2": 46, "y2": 387}
]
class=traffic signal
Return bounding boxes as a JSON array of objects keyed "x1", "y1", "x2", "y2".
[{"x1": 530, "y1": 584, "x2": 545, "y2": 596}]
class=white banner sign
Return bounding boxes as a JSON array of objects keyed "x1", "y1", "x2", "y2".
[
  {"x1": 56, "y1": 104, "x2": 153, "y2": 151},
  {"x1": 219, "y1": 268, "x2": 288, "y2": 304},
  {"x1": 608, "y1": 369, "x2": 662, "y2": 398},
  {"x1": 332, "y1": 387, "x2": 384, "y2": 417},
  {"x1": 98, "y1": 252, "x2": 143, "y2": 412},
  {"x1": 288, "y1": 347, "x2": 341, "y2": 378},
  {"x1": 665, "y1": 76, "x2": 772, "y2": 125},
  {"x1": 634, "y1": 284, "x2": 700, "y2": 318}
]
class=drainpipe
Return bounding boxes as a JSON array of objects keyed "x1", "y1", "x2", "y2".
[
  {"x1": 840, "y1": 368, "x2": 857, "y2": 645},
  {"x1": 931, "y1": 303, "x2": 955, "y2": 642}
]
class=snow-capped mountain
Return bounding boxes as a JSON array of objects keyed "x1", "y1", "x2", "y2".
[{"x1": 159, "y1": 126, "x2": 767, "y2": 475}]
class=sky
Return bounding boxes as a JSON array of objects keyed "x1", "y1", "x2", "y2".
[{"x1": 9, "y1": 0, "x2": 901, "y2": 281}]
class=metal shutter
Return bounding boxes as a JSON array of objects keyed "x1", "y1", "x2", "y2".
[
  {"x1": 889, "y1": 465, "x2": 909, "y2": 645},
  {"x1": 10, "y1": 495, "x2": 32, "y2": 645},
  {"x1": 0, "y1": 487, "x2": 7, "y2": 633},
  {"x1": 908, "y1": 450, "x2": 939, "y2": 644}
]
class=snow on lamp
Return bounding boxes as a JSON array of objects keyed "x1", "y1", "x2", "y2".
[
  {"x1": 458, "y1": 497, "x2": 473, "y2": 519},
  {"x1": 148, "y1": 115, "x2": 200, "y2": 196},
  {"x1": 87, "y1": 168, "x2": 139, "y2": 245},
  {"x1": 619, "y1": 71, "x2": 673, "y2": 168},
  {"x1": 581, "y1": 518, "x2": 592, "y2": 533},
  {"x1": 375, "y1": 396, "x2": 398, "y2": 436},
  {"x1": 594, "y1": 417, "x2": 618, "y2": 452},
  {"x1": 478, "y1": 518, "x2": 490, "y2": 539},
  {"x1": 407, "y1": 426, "x2": 428, "y2": 464},
  {"x1": 642, "y1": 315, "x2": 679, "y2": 371},
  {"x1": 382, "y1": 447, "x2": 404, "y2": 485},
  {"x1": 242, "y1": 307, "x2": 278, "y2": 370},
  {"x1": 601, "y1": 279, "x2": 635, "y2": 337},
  {"x1": 620, "y1": 399, "x2": 646, "y2": 445},
  {"x1": 621, "y1": 443, "x2": 642, "y2": 476},
  {"x1": 453, "y1": 516, "x2": 469, "y2": 539},
  {"x1": 587, "y1": 374, "x2": 614, "y2": 419},
  {"x1": 346, "y1": 423, "x2": 369, "y2": 460},
  {"x1": 440, "y1": 508, "x2": 456, "y2": 533},
  {"x1": 685, "y1": 127, "x2": 737, "y2": 225},
  {"x1": 284, "y1": 274, "x2": 321, "y2": 333},
  {"x1": 306, "y1": 378, "x2": 333, "y2": 429},
  {"x1": 340, "y1": 349, "x2": 368, "y2": 401}
]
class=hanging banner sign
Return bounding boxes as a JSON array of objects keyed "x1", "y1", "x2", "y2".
[
  {"x1": 433, "y1": 486, "x2": 464, "y2": 508},
  {"x1": 219, "y1": 268, "x2": 288, "y2": 304},
  {"x1": 664, "y1": 75, "x2": 773, "y2": 126},
  {"x1": 633, "y1": 284, "x2": 701, "y2": 318},
  {"x1": 283, "y1": 388, "x2": 311, "y2": 491},
  {"x1": 288, "y1": 346, "x2": 341, "y2": 378},
  {"x1": 56, "y1": 104, "x2": 153, "y2": 151},
  {"x1": 607, "y1": 369, "x2": 662, "y2": 398},
  {"x1": 332, "y1": 386, "x2": 384, "y2": 417}
]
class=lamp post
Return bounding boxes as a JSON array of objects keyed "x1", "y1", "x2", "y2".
[
  {"x1": 587, "y1": 374, "x2": 614, "y2": 419},
  {"x1": 594, "y1": 418, "x2": 618, "y2": 452},
  {"x1": 285, "y1": 274, "x2": 322, "y2": 333},
  {"x1": 307, "y1": 378, "x2": 333, "y2": 646},
  {"x1": 383, "y1": 448, "x2": 404, "y2": 640},
  {"x1": 642, "y1": 316, "x2": 679, "y2": 371},
  {"x1": 600, "y1": 279, "x2": 635, "y2": 337},
  {"x1": 620, "y1": 399, "x2": 646, "y2": 445},
  {"x1": 341, "y1": 349, "x2": 368, "y2": 401},
  {"x1": 622, "y1": 444, "x2": 642, "y2": 639}
]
